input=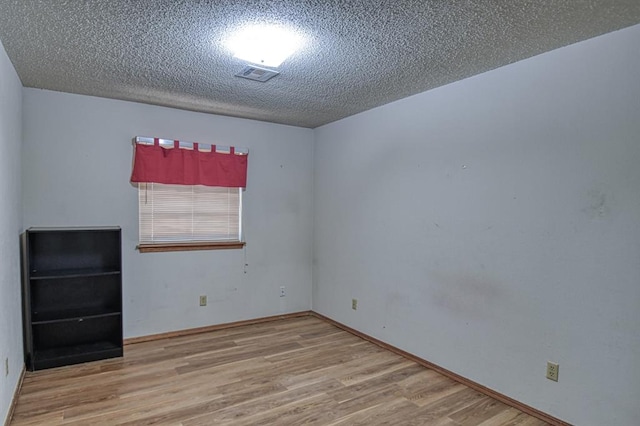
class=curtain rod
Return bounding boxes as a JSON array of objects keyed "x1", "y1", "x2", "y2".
[{"x1": 133, "y1": 136, "x2": 248, "y2": 154}]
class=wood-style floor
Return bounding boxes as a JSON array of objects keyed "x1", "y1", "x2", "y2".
[{"x1": 10, "y1": 316, "x2": 548, "y2": 425}]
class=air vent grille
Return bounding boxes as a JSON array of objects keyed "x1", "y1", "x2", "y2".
[{"x1": 235, "y1": 65, "x2": 279, "y2": 82}]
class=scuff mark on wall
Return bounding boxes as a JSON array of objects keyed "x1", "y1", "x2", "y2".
[
  {"x1": 430, "y1": 270, "x2": 509, "y2": 320},
  {"x1": 582, "y1": 188, "x2": 611, "y2": 219}
]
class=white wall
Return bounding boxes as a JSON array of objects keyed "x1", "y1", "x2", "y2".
[
  {"x1": 0, "y1": 40, "x2": 23, "y2": 424},
  {"x1": 22, "y1": 90, "x2": 314, "y2": 339},
  {"x1": 313, "y1": 24, "x2": 640, "y2": 426}
]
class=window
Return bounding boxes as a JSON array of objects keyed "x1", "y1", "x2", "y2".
[
  {"x1": 131, "y1": 136, "x2": 248, "y2": 252},
  {"x1": 137, "y1": 183, "x2": 244, "y2": 253}
]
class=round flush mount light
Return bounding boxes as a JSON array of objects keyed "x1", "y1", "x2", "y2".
[{"x1": 226, "y1": 24, "x2": 304, "y2": 68}]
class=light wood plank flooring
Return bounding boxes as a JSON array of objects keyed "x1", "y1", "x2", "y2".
[{"x1": 10, "y1": 316, "x2": 549, "y2": 425}]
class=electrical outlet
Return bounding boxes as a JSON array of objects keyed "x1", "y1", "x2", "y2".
[
  {"x1": 279, "y1": 286, "x2": 286, "y2": 297},
  {"x1": 199, "y1": 295, "x2": 207, "y2": 306},
  {"x1": 352, "y1": 298, "x2": 358, "y2": 310},
  {"x1": 4, "y1": 358, "x2": 8, "y2": 377},
  {"x1": 546, "y1": 361, "x2": 559, "y2": 382}
]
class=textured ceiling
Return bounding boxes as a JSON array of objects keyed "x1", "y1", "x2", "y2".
[{"x1": 0, "y1": 1, "x2": 639, "y2": 128}]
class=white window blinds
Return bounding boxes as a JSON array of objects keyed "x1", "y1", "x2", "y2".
[{"x1": 139, "y1": 183, "x2": 242, "y2": 243}]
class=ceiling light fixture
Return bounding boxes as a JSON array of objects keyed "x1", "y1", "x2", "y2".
[{"x1": 227, "y1": 24, "x2": 303, "y2": 68}]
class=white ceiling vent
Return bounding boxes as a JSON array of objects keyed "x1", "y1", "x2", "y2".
[{"x1": 235, "y1": 65, "x2": 279, "y2": 82}]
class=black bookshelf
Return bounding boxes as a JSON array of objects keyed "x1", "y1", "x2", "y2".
[{"x1": 22, "y1": 227, "x2": 123, "y2": 371}]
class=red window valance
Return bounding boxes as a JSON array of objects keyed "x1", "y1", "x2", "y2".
[{"x1": 130, "y1": 138, "x2": 248, "y2": 188}]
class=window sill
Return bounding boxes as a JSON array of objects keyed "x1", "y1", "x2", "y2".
[{"x1": 137, "y1": 241, "x2": 245, "y2": 253}]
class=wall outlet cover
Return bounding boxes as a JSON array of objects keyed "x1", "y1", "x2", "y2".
[{"x1": 546, "y1": 361, "x2": 559, "y2": 381}]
